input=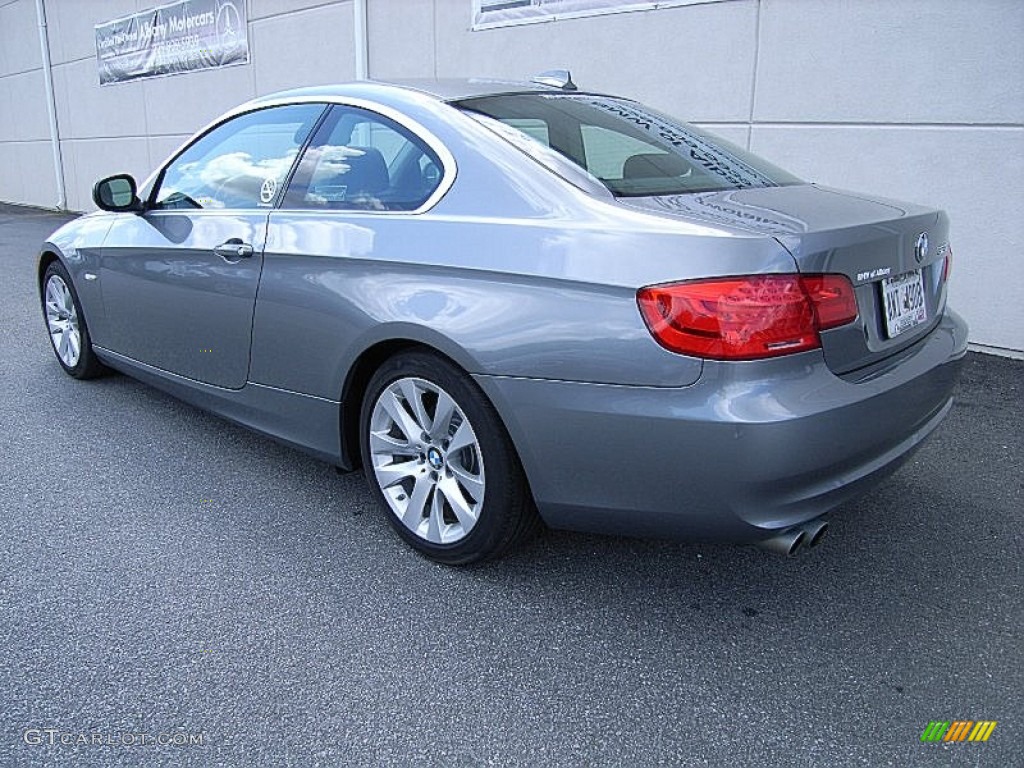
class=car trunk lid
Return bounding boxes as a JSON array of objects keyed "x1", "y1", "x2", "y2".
[{"x1": 618, "y1": 184, "x2": 951, "y2": 374}]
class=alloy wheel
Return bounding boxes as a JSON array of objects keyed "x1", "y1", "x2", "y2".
[
  {"x1": 368, "y1": 377, "x2": 486, "y2": 545},
  {"x1": 44, "y1": 274, "x2": 81, "y2": 368}
]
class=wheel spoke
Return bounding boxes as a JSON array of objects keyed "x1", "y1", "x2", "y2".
[
  {"x1": 67, "y1": 330, "x2": 80, "y2": 359},
  {"x1": 57, "y1": 328, "x2": 70, "y2": 361},
  {"x1": 380, "y1": 390, "x2": 422, "y2": 444},
  {"x1": 402, "y1": 473, "x2": 432, "y2": 529},
  {"x1": 426, "y1": 488, "x2": 445, "y2": 543},
  {"x1": 370, "y1": 429, "x2": 410, "y2": 454},
  {"x1": 439, "y1": 474, "x2": 477, "y2": 529},
  {"x1": 46, "y1": 282, "x2": 62, "y2": 307},
  {"x1": 448, "y1": 420, "x2": 475, "y2": 453},
  {"x1": 373, "y1": 458, "x2": 419, "y2": 489},
  {"x1": 449, "y1": 462, "x2": 484, "y2": 501},
  {"x1": 399, "y1": 379, "x2": 430, "y2": 432},
  {"x1": 430, "y1": 390, "x2": 456, "y2": 439}
]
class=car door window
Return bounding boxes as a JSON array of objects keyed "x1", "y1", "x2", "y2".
[
  {"x1": 282, "y1": 105, "x2": 444, "y2": 212},
  {"x1": 151, "y1": 104, "x2": 326, "y2": 210}
]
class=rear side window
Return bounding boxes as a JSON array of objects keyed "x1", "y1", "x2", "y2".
[
  {"x1": 457, "y1": 94, "x2": 801, "y2": 197},
  {"x1": 282, "y1": 105, "x2": 444, "y2": 212}
]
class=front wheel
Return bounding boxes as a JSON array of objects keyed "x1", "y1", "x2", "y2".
[
  {"x1": 360, "y1": 351, "x2": 539, "y2": 564},
  {"x1": 41, "y1": 261, "x2": 107, "y2": 379}
]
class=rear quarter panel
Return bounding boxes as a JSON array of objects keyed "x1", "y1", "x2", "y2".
[
  {"x1": 253, "y1": 104, "x2": 796, "y2": 396},
  {"x1": 253, "y1": 206, "x2": 800, "y2": 396}
]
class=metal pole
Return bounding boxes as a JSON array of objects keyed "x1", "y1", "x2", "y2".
[
  {"x1": 35, "y1": 0, "x2": 66, "y2": 210},
  {"x1": 353, "y1": 0, "x2": 368, "y2": 80}
]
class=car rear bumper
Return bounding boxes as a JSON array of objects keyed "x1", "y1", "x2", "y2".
[{"x1": 474, "y1": 308, "x2": 969, "y2": 543}]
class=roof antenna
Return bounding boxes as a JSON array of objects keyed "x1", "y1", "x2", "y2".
[{"x1": 531, "y1": 69, "x2": 578, "y2": 91}]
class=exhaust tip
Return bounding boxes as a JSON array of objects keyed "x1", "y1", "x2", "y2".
[
  {"x1": 802, "y1": 519, "x2": 829, "y2": 549},
  {"x1": 757, "y1": 528, "x2": 805, "y2": 557}
]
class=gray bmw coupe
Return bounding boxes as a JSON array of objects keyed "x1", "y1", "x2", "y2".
[{"x1": 38, "y1": 74, "x2": 968, "y2": 563}]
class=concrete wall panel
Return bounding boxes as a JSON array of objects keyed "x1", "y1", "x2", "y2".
[
  {"x1": 3, "y1": 69, "x2": 51, "y2": 141},
  {"x1": 0, "y1": 76, "x2": 11, "y2": 142},
  {"x1": 10, "y1": 139, "x2": 59, "y2": 208},
  {"x1": 53, "y1": 58, "x2": 147, "y2": 140},
  {"x1": 249, "y1": 0, "x2": 340, "y2": 22},
  {"x1": 367, "y1": 0, "x2": 436, "y2": 79},
  {"x1": 61, "y1": 137, "x2": 149, "y2": 212},
  {"x1": 0, "y1": 0, "x2": 42, "y2": 75},
  {"x1": 142, "y1": 62, "x2": 256, "y2": 137},
  {"x1": 251, "y1": 2, "x2": 355, "y2": 95},
  {"x1": 755, "y1": 0, "x2": 1024, "y2": 124},
  {"x1": 43, "y1": 0, "x2": 137, "y2": 66},
  {"x1": 0, "y1": 141, "x2": 22, "y2": 202}
]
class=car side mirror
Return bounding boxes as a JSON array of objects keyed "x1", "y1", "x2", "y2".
[{"x1": 93, "y1": 174, "x2": 143, "y2": 212}]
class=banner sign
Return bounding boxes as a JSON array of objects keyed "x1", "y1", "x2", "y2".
[
  {"x1": 95, "y1": 0, "x2": 248, "y2": 85},
  {"x1": 473, "y1": 0, "x2": 723, "y2": 30}
]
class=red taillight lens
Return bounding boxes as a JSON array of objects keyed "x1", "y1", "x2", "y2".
[
  {"x1": 637, "y1": 274, "x2": 858, "y2": 360},
  {"x1": 943, "y1": 247, "x2": 953, "y2": 282},
  {"x1": 800, "y1": 274, "x2": 860, "y2": 330}
]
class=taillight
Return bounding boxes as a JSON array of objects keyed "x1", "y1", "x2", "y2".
[
  {"x1": 637, "y1": 274, "x2": 858, "y2": 360},
  {"x1": 943, "y1": 247, "x2": 953, "y2": 282}
]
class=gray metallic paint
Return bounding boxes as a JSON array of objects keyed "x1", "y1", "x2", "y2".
[
  {"x1": 38, "y1": 81, "x2": 969, "y2": 544},
  {"x1": 476, "y1": 309, "x2": 966, "y2": 540},
  {"x1": 99, "y1": 210, "x2": 267, "y2": 389}
]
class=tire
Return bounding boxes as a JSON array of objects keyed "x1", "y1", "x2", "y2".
[
  {"x1": 41, "y1": 261, "x2": 107, "y2": 379},
  {"x1": 359, "y1": 351, "x2": 540, "y2": 565}
]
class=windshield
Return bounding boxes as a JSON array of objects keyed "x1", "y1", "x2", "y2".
[{"x1": 456, "y1": 93, "x2": 801, "y2": 197}]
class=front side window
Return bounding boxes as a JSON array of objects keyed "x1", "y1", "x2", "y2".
[
  {"x1": 457, "y1": 94, "x2": 801, "y2": 197},
  {"x1": 282, "y1": 105, "x2": 444, "y2": 212},
  {"x1": 151, "y1": 104, "x2": 326, "y2": 210}
]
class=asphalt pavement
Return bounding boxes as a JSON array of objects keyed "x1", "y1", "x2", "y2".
[{"x1": 1, "y1": 203, "x2": 1021, "y2": 767}]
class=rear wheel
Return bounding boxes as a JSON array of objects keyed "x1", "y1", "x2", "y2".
[
  {"x1": 41, "y1": 261, "x2": 106, "y2": 379},
  {"x1": 360, "y1": 351, "x2": 539, "y2": 564}
]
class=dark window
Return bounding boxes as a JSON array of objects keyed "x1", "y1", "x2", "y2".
[
  {"x1": 282, "y1": 105, "x2": 444, "y2": 211},
  {"x1": 457, "y1": 94, "x2": 801, "y2": 197},
  {"x1": 151, "y1": 104, "x2": 325, "y2": 210}
]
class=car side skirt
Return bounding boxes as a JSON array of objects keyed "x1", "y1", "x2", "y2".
[{"x1": 93, "y1": 347, "x2": 344, "y2": 466}]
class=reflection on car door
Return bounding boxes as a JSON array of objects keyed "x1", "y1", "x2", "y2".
[
  {"x1": 251, "y1": 104, "x2": 447, "y2": 397},
  {"x1": 98, "y1": 104, "x2": 326, "y2": 389}
]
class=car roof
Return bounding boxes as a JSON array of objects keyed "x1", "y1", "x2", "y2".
[
  {"x1": 251, "y1": 78, "x2": 601, "y2": 106},
  {"x1": 376, "y1": 78, "x2": 571, "y2": 101}
]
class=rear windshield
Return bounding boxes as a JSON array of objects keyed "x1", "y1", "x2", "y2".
[{"x1": 456, "y1": 93, "x2": 801, "y2": 197}]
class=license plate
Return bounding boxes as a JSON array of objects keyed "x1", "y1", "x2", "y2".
[{"x1": 881, "y1": 270, "x2": 927, "y2": 338}]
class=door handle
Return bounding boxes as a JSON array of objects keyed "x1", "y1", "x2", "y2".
[{"x1": 213, "y1": 239, "x2": 254, "y2": 259}]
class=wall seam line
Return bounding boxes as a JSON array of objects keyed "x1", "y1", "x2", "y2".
[
  {"x1": 248, "y1": 0, "x2": 348, "y2": 25},
  {"x1": 432, "y1": 0, "x2": 439, "y2": 79},
  {"x1": 746, "y1": 0, "x2": 762, "y2": 151},
  {"x1": 745, "y1": 121, "x2": 1023, "y2": 129}
]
